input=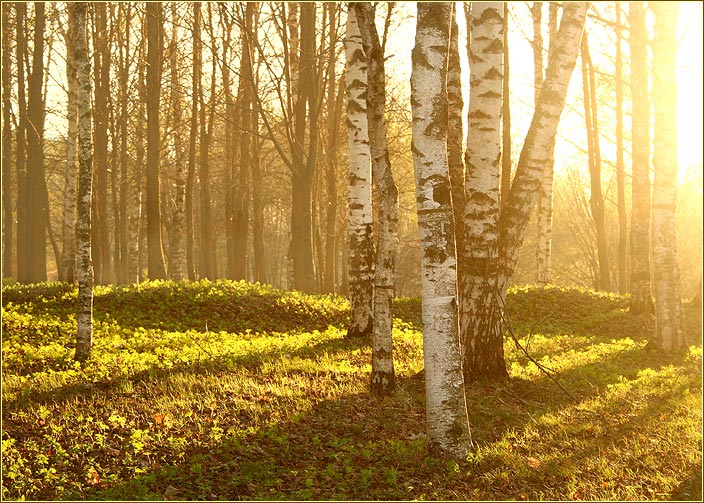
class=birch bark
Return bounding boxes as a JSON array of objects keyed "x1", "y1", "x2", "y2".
[
  {"x1": 356, "y1": 2, "x2": 398, "y2": 396},
  {"x1": 651, "y1": 1, "x2": 685, "y2": 351},
  {"x1": 345, "y1": 5, "x2": 374, "y2": 339},
  {"x1": 412, "y1": 2, "x2": 473, "y2": 459},
  {"x1": 62, "y1": 4, "x2": 78, "y2": 283},
  {"x1": 73, "y1": 2, "x2": 93, "y2": 362},
  {"x1": 460, "y1": 2, "x2": 507, "y2": 382}
]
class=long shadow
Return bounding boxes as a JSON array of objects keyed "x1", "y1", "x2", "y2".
[
  {"x1": 2, "y1": 331, "x2": 372, "y2": 414},
  {"x1": 53, "y1": 344, "x2": 698, "y2": 501}
]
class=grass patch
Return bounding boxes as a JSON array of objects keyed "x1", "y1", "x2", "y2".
[{"x1": 2, "y1": 281, "x2": 701, "y2": 500}]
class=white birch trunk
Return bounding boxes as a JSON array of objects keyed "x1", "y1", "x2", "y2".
[
  {"x1": 345, "y1": 6, "x2": 375, "y2": 339},
  {"x1": 73, "y1": 2, "x2": 93, "y2": 362},
  {"x1": 411, "y1": 2, "x2": 473, "y2": 459},
  {"x1": 459, "y1": 2, "x2": 508, "y2": 382},
  {"x1": 356, "y1": 2, "x2": 398, "y2": 396},
  {"x1": 498, "y1": 2, "x2": 588, "y2": 293},
  {"x1": 170, "y1": 3, "x2": 185, "y2": 281},
  {"x1": 62, "y1": 5, "x2": 78, "y2": 283},
  {"x1": 651, "y1": 2, "x2": 685, "y2": 351}
]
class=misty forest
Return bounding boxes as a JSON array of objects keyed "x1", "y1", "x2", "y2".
[{"x1": 1, "y1": 1, "x2": 702, "y2": 501}]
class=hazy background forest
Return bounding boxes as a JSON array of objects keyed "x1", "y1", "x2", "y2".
[{"x1": 2, "y1": 1, "x2": 702, "y2": 297}]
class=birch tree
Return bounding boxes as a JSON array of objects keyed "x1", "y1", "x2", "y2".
[
  {"x1": 460, "y1": 2, "x2": 588, "y2": 380},
  {"x1": 72, "y1": 2, "x2": 93, "y2": 362},
  {"x1": 345, "y1": 5, "x2": 374, "y2": 339},
  {"x1": 411, "y1": 2, "x2": 473, "y2": 459},
  {"x1": 629, "y1": 1, "x2": 653, "y2": 314},
  {"x1": 651, "y1": 1, "x2": 685, "y2": 351},
  {"x1": 356, "y1": 2, "x2": 399, "y2": 396},
  {"x1": 460, "y1": 2, "x2": 507, "y2": 382}
]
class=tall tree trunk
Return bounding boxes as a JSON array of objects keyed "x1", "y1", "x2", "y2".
[
  {"x1": 290, "y1": 2, "x2": 317, "y2": 293},
  {"x1": 535, "y1": 1, "x2": 558, "y2": 285},
  {"x1": 411, "y1": 2, "x2": 473, "y2": 460},
  {"x1": 581, "y1": 33, "x2": 611, "y2": 291},
  {"x1": 651, "y1": 2, "x2": 685, "y2": 351},
  {"x1": 615, "y1": 2, "x2": 627, "y2": 295},
  {"x1": 91, "y1": 3, "x2": 111, "y2": 284},
  {"x1": 493, "y1": 2, "x2": 588, "y2": 377},
  {"x1": 344, "y1": 5, "x2": 374, "y2": 338},
  {"x1": 72, "y1": 2, "x2": 93, "y2": 362},
  {"x1": 26, "y1": 1, "x2": 47, "y2": 283},
  {"x1": 251, "y1": 100, "x2": 266, "y2": 283},
  {"x1": 169, "y1": 2, "x2": 185, "y2": 281},
  {"x1": 323, "y1": 3, "x2": 340, "y2": 293},
  {"x1": 356, "y1": 2, "x2": 399, "y2": 397},
  {"x1": 129, "y1": 23, "x2": 145, "y2": 284},
  {"x1": 15, "y1": 2, "x2": 28, "y2": 282},
  {"x1": 146, "y1": 1, "x2": 167, "y2": 279},
  {"x1": 186, "y1": 2, "x2": 200, "y2": 281},
  {"x1": 2, "y1": 4, "x2": 14, "y2": 279},
  {"x1": 459, "y1": 2, "x2": 508, "y2": 383},
  {"x1": 500, "y1": 3, "x2": 511, "y2": 210},
  {"x1": 628, "y1": 2, "x2": 653, "y2": 314},
  {"x1": 233, "y1": 2, "x2": 257, "y2": 281},
  {"x1": 118, "y1": 3, "x2": 131, "y2": 284}
]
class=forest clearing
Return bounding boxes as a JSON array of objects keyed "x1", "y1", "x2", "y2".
[{"x1": 2, "y1": 281, "x2": 702, "y2": 501}]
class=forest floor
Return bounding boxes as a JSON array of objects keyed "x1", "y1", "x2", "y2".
[{"x1": 1, "y1": 280, "x2": 702, "y2": 501}]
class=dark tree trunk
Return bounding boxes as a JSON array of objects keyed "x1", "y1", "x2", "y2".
[
  {"x1": 146, "y1": 1, "x2": 167, "y2": 279},
  {"x1": 15, "y1": 3, "x2": 28, "y2": 282},
  {"x1": 2, "y1": 4, "x2": 13, "y2": 279},
  {"x1": 186, "y1": 2, "x2": 200, "y2": 281},
  {"x1": 26, "y1": 1, "x2": 47, "y2": 283}
]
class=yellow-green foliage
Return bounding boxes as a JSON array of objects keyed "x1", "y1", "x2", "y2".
[{"x1": 2, "y1": 281, "x2": 701, "y2": 500}]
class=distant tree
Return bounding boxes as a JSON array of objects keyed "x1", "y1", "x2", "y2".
[
  {"x1": 615, "y1": 2, "x2": 627, "y2": 295},
  {"x1": 186, "y1": 2, "x2": 200, "y2": 281},
  {"x1": 2, "y1": 3, "x2": 13, "y2": 279},
  {"x1": 411, "y1": 2, "x2": 473, "y2": 459},
  {"x1": 628, "y1": 1, "x2": 653, "y2": 314},
  {"x1": 651, "y1": 1, "x2": 685, "y2": 351},
  {"x1": 169, "y1": 2, "x2": 186, "y2": 281},
  {"x1": 146, "y1": 1, "x2": 167, "y2": 279},
  {"x1": 344, "y1": 4, "x2": 374, "y2": 339},
  {"x1": 15, "y1": 2, "x2": 28, "y2": 282},
  {"x1": 72, "y1": 2, "x2": 93, "y2": 362},
  {"x1": 356, "y1": 2, "x2": 399, "y2": 396},
  {"x1": 26, "y1": 1, "x2": 47, "y2": 283},
  {"x1": 581, "y1": 31, "x2": 611, "y2": 292}
]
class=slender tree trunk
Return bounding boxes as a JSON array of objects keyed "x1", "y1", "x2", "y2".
[
  {"x1": 535, "y1": 1, "x2": 558, "y2": 285},
  {"x1": 356, "y1": 2, "x2": 399, "y2": 397},
  {"x1": 500, "y1": 3, "x2": 511, "y2": 210},
  {"x1": 651, "y1": 1, "x2": 685, "y2": 351},
  {"x1": 615, "y1": 2, "x2": 627, "y2": 295},
  {"x1": 15, "y1": 2, "x2": 28, "y2": 283},
  {"x1": 129, "y1": 27, "x2": 145, "y2": 284},
  {"x1": 26, "y1": 1, "x2": 47, "y2": 283},
  {"x1": 323, "y1": 2, "x2": 339, "y2": 293},
  {"x1": 3, "y1": 4, "x2": 14, "y2": 279},
  {"x1": 581, "y1": 33, "x2": 611, "y2": 291},
  {"x1": 345, "y1": 5, "x2": 374, "y2": 338},
  {"x1": 169, "y1": 2, "x2": 185, "y2": 281},
  {"x1": 628, "y1": 2, "x2": 653, "y2": 314},
  {"x1": 72, "y1": 2, "x2": 93, "y2": 362},
  {"x1": 459, "y1": 2, "x2": 508, "y2": 383},
  {"x1": 186, "y1": 2, "x2": 200, "y2": 281},
  {"x1": 233, "y1": 2, "x2": 257, "y2": 281},
  {"x1": 91, "y1": 3, "x2": 111, "y2": 284},
  {"x1": 118, "y1": 3, "x2": 131, "y2": 284},
  {"x1": 411, "y1": 2, "x2": 473, "y2": 460},
  {"x1": 251, "y1": 101, "x2": 266, "y2": 283},
  {"x1": 146, "y1": 1, "x2": 167, "y2": 279},
  {"x1": 61, "y1": 4, "x2": 78, "y2": 282}
]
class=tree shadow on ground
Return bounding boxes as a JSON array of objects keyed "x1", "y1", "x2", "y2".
[{"x1": 73, "y1": 343, "x2": 700, "y2": 501}]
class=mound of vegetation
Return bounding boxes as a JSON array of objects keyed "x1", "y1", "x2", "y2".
[{"x1": 1, "y1": 282, "x2": 701, "y2": 501}]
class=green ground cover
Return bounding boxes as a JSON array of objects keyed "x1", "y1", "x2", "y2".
[{"x1": 1, "y1": 280, "x2": 701, "y2": 500}]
